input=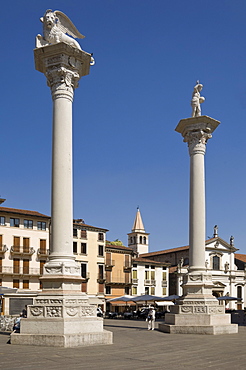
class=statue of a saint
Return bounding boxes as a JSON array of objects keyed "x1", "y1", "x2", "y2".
[{"x1": 191, "y1": 81, "x2": 205, "y2": 117}]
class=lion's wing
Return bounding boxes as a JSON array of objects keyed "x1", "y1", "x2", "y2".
[{"x1": 55, "y1": 10, "x2": 85, "y2": 39}]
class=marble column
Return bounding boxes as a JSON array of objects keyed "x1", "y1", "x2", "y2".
[
  {"x1": 159, "y1": 116, "x2": 238, "y2": 334},
  {"x1": 11, "y1": 43, "x2": 113, "y2": 347}
]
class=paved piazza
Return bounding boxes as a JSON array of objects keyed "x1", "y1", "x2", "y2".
[{"x1": 0, "y1": 319, "x2": 246, "y2": 369}]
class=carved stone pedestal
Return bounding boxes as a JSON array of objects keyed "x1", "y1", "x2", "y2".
[
  {"x1": 11, "y1": 292, "x2": 112, "y2": 347},
  {"x1": 159, "y1": 272, "x2": 238, "y2": 334}
]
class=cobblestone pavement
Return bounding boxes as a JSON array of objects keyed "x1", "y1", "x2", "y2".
[{"x1": 0, "y1": 319, "x2": 245, "y2": 370}]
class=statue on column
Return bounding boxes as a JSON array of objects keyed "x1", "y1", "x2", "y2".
[{"x1": 191, "y1": 81, "x2": 205, "y2": 117}]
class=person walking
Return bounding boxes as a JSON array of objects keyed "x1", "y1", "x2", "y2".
[{"x1": 147, "y1": 306, "x2": 155, "y2": 330}]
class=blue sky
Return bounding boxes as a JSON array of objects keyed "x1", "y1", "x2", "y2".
[{"x1": 2, "y1": 1, "x2": 246, "y2": 253}]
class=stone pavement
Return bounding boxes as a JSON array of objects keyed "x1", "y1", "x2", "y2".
[{"x1": 0, "y1": 319, "x2": 246, "y2": 370}]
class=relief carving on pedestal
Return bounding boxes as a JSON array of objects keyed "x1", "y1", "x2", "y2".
[
  {"x1": 30, "y1": 306, "x2": 44, "y2": 317},
  {"x1": 181, "y1": 306, "x2": 193, "y2": 313},
  {"x1": 194, "y1": 306, "x2": 207, "y2": 313},
  {"x1": 46, "y1": 306, "x2": 62, "y2": 317},
  {"x1": 81, "y1": 306, "x2": 96, "y2": 317},
  {"x1": 66, "y1": 307, "x2": 79, "y2": 316},
  {"x1": 36, "y1": 299, "x2": 49, "y2": 305}
]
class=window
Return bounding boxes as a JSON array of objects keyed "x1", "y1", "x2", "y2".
[
  {"x1": 143, "y1": 236, "x2": 146, "y2": 244},
  {"x1": 13, "y1": 279, "x2": 19, "y2": 288},
  {"x1": 23, "y1": 238, "x2": 30, "y2": 253},
  {"x1": 132, "y1": 270, "x2": 137, "y2": 279},
  {"x1": 23, "y1": 280, "x2": 29, "y2": 289},
  {"x1": 0, "y1": 217, "x2": 5, "y2": 225},
  {"x1": 81, "y1": 243, "x2": 87, "y2": 254},
  {"x1": 13, "y1": 237, "x2": 20, "y2": 252},
  {"x1": 237, "y1": 286, "x2": 242, "y2": 299},
  {"x1": 40, "y1": 260, "x2": 46, "y2": 275},
  {"x1": 98, "y1": 233, "x2": 104, "y2": 241},
  {"x1": 145, "y1": 287, "x2": 149, "y2": 295},
  {"x1": 0, "y1": 257, "x2": 2, "y2": 273},
  {"x1": 81, "y1": 263, "x2": 87, "y2": 279},
  {"x1": 145, "y1": 270, "x2": 150, "y2": 280},
  {"x1": 98, "y1": 265, "x2": 104, "y2": 279},
  {"x1": 162, "y1": 271, "x2": 167, "y2": 281},
  {"x1": 24, "y1": 219, "x2": 33, "y2": 229},
  {"x1": 139, "y1": 236, "x2": 142, "y2": 244},
  {"x1": 162, "y1": 287, "x2": 167, "y2": 295},
  {"x1": 81, "y1": 230, "x2": 87, "y2": 239},
  {"x1": 132, "y1": 286, "x2": 137, "y2": 295},
  {"x1": 73, "y1": 228, "x2": 77, "y2": 237},
  {"x1": 73, "y1": 242, "x2": 77, "y2": 253},
  {"x1": 213, "y1": 256, "x2": 220, "y2": 270},
  {"x1": 23, "y1": 259, "x2": 29, "y2": 274},
  {"x1": 125, "y1": 287, "x2": 130, "y2": 295},
  {"x1": 151, "y1": 270, "x2": 155, "y2": 280},
  {"x1": 10, "y1": 218, "x2": 20, "y2": 227},
  {"x1": 106, "y1": 286, "x2": 111, "y2": 295},
  {"x1": 151, "y1": 287, "x2": 155, "y2": 295},
  {"x1": 145, "y1": 265, "x2": 149, "y2": 269},
  {"x1": 37, "y1": 221, "x2": 46, "y2": 230},
  {"x1": 98, "y1": 245, "x2": 104, "y2": 257},
  {"x1": 13, "y1": 258, "x2": 20, "y2": 274},
  {"x1": 40, "y1": 239, "x2": 46, "y2": 254}
]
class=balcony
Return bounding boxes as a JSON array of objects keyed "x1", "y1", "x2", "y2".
[
  {"x1": 0, "y1": 245, "x2": 8, "y2": 255},
  {"x1": 0, "y1": 266, "x2": 41, "y2": 277},
  {"x1": 162, "y1": 281, "x2": 167, "y2": 287},
  {"x1": 105, "y1": 259, "x2": 115, "y2": 269},
  {"x1": 81, "y1": 272, "x2": 90, "y2": 282},
  {"x1": 37, "y1": 248, "x2": 50, "y2": 259},
  {"x1": 132, "y1": 278, "x2": 138, "y2": 285},
  {"x1": 144, "y1": 279, "x2": 156, "y2": 286},
  {"x1": 97, "y1": 273, "x2": 106, "y2": 283},
  {"x1": 10, "y1": 246, "x2": 35, "y2": 257},
  {"x1": 123, "y1": 262, "x2": 131, "y2": 271},
  {"x1": 106, "y1": 276, "x2": 132, "y2": 286}
]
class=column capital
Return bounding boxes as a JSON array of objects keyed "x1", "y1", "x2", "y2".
[
  {"x1": 175, "y1": 115, "x2": 220, "y2": 156},
  {"x1": 34, "y1": 42, "x2": 92, "y2": 100}
]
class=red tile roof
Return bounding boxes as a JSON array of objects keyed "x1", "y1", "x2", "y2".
[
  {"x1": 140, "y1": 238, "x2": 217, "y2": 258},
  {"x1": 106, "y1": 244, "x2": 133, "y2": 252},
  {"x1": 235, "y1": 254, "x2": 246, "y2": 263},
  {"x1": 133, "y1": 257, "x2": 169, "y2": 266},
  {"x1": 0, "y1": 206, "x2": 49, "y2": 218}
]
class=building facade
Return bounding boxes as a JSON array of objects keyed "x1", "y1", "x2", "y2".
[
  {"x1": 0, "y1": 203, "x2": 108, "y2": 313},
  {"x1": 141, "y1": 227, "x2": 246, "y2": 310}
]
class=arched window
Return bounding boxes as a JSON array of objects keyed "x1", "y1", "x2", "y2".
[
  {"x1": 130, "y1": 237, "x2": 133, "y2": 244},
  {"x1": 133, "y1": 236, "x2": 136, "y2": 244},
  {"x1": 213, "y1": 256, "x2": 220, "y2": 270},
  {"x1": 143, "y1": 236, "x2": 146, "y2": 244},
  {"x1": 237, "y1": 286, "x2": 242, "y2": 299},
  {"x1": 139, "y1": 236, "x2": 142, "y2": 244}
]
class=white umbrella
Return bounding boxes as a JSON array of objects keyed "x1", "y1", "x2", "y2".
[
  {"x1": 107, "y1": 295, "x2": 134, "y2": 302},
  {"x1": 0, "y1": 286, "x2": 18, "y2": 294}
]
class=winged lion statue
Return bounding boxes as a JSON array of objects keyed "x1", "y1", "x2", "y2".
[{"x1": 36, "y1": 9, "x2": 95, "y2": 65}]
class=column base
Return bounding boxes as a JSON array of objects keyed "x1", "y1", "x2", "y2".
[
  {"x1": 10, "y1": 290, "x2": 113, "y2": 347},
  {"x1": 11, "y1": 330, "x2": 113, "y2": 347},
  {"x1": 159, "y1": 271, "x2": 238, "y2": 335}
]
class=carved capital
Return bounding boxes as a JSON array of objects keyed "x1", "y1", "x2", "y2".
[
  {"x1": 45, "y1": 66, "x2": 80, "y2": 102},
  {"x1": 184, "y1": 129, "x2": 212, "y2": 156}
]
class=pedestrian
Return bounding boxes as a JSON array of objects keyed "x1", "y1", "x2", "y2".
[{"x1": 147, "y1": 306, "x2": 155, "y2": 330}]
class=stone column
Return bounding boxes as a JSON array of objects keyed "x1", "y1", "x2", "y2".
[
  {"x1": 11, "y1": 43, "x2": 113, "y2": 347},
  {"x1": 159, "y1": 116, "x2": 238, "y2": 334}
]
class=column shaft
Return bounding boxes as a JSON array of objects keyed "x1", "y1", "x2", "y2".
[
  {"x1": 51, "y1": 95, "x2": 73, "y2": 259},
  {"x1": 189, "y1": 150, "x2": 206, "y2": 271}
]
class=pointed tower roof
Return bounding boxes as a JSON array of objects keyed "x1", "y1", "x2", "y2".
[{"x1": 132, "y1": 207, "x2": 145, "y2": 232}]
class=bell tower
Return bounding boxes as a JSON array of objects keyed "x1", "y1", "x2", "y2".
[{"x1": 128, "y1": 207, "x2": 149, "y2": 255}]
